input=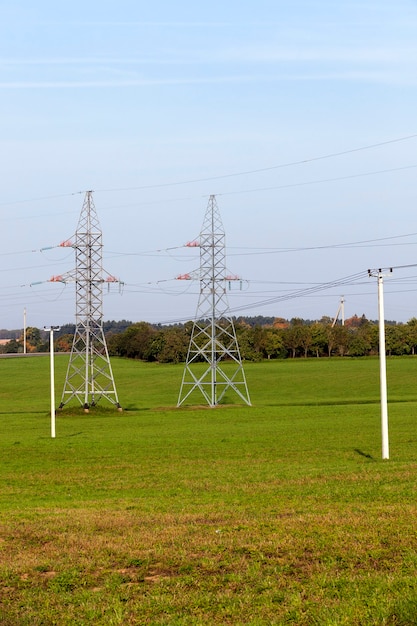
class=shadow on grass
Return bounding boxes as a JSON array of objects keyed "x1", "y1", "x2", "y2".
[
  {"x1": 38, "y1": 431, "x2": 84, "y2": 440},
  {"x1": 56, "y1": 406, "x2": 151, "y2": 416},
  {"x1": 354, "y1": 448, "x2": 375, "y2": 460},
  {"x1": 0, "y1": 410, "x2": 50, "y2": 415},
  {"x1": 264, "y1": 400, "x2": 379, "y2": 407},
  {"x1": 122, "y1": 406, "x2": 151, "y2": 412},
  {"x1": 58, "y1": 431, "x2": 84, "y2": 438},
  {"x1": 264, "y1": 398, "x2": 415, "y2": 407}
]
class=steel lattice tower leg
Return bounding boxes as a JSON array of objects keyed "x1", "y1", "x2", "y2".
[
  {"x1": 59, "y1": 191, "x2": 121, "y2": 411},
  {"x1": 178, "y1": 195, "x2": 251, "y2": 407}
]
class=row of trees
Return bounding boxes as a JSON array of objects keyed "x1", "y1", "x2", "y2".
[
  {"x1": 0, "y1": 320, "x2": 132, "y2": 354},
  {"x1": 2, "y1": 315, "x2": 417, "y2": 361},
  {"x1": 0, "y1": 327, "x2": 50, "y2": 354},
  {"x1": 107, "y1": 315, "x2": 417, "y2": 362}
]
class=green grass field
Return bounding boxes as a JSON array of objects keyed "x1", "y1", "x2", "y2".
[{"x1": 1, "y1": 355, "x2": 417, "y2": 625}]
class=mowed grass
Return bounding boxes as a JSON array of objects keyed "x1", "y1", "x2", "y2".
[{"x1": 1, "y1": 355, "x2": 417, "y2": 625}]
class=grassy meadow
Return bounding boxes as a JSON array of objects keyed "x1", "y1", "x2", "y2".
[{"x1": 1, "y1": 355, "x2": 417, "y2": 625}]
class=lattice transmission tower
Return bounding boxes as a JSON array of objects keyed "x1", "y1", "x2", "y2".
[
  {"x1": 58, "y1": 191, "x2": 122, "y2": 412},
  {"x1": 177, "y1": 195, "x2": 251, "y2": 408}
]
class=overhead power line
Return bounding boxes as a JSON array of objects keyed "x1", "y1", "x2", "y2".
[
  {"x1": 141, "y1": 271, "x2": 372, "y2": 326},
  {"x1": 0, "y1": 133, "x2": 416, "y2": 209},
  {"x1": 0, "y1": 190, "x2": 83, "y2": 209},
  {"x1": 95, "y1": 133, "x2": 417, "y2": 193},
  {"x1": 227, "y1": 271, "x2": 370, "y2": 315},
  {"x1": 2, "y1": 228, "x2": 417, "y2": 264},
  {"x1": 100, "y1": 230, "x2": 417, "y2": 260},
  {"x1": 216, "y1": 164, "x2": 417, "y2": 198}
]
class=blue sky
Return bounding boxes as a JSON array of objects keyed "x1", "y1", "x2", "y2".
[{"x1": 1, "y1": 0, "x2": 417, "y2": 329}]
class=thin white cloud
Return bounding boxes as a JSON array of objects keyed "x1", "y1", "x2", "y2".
[
  {"x1": 216, "y1": 45, "x2": 417, "y2": 65},
  {"x1": 15, "y1": 41, "x2": 417, "y2": 72},
  {"x1": 0, "y1": 42, "x2": 415, "y2": 67},
  {"x1": 0, "y1": 76, "x2": 260, "y2": 89},
  {"x1": 0, "y1": 68, "x2": 415, "y2": 89}
]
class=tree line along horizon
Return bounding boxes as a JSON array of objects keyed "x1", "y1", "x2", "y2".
[{"x1": 2, "y1": 314, "x2": 417, "y2": 360}]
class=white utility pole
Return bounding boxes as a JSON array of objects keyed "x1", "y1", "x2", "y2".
[
  {"x1": 45, "y1": 326, "x2": 60, "y2": 438},
  {"x1": 331, "y1": 296, "x2": 345, "y2": 327},
  {"x1": 23, "y1": 307, "x2": 27, "y2": 354},
  {"x1": 368, "y1": 268, "x2": 392, "y2": 460}
]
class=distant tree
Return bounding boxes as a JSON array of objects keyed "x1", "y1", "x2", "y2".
[
  {"x1": 251, "y1": 326, "x2": 267, "y2": 355},
  {"x1": 345, "y1": 314, "x2": 369, "y2": 329},
  {"x1": 333, "y1": 325, "x2": 350, "y2": 356},
  {"x1": 346, "y1": 318, "x2": 374, "y2": 357},
  {"x1": 235, "y1": 325, "x2": 263, "y2": 361},
  {"x1": 1, "y1": 339, "x2": 19, "y2": 354},
  {"x1": 103, "y1": 319, "x2": 132, "y2": 334},
  {"x1": 347, "y1": 329, "x2": 370, "y2": 357},
  {"x1": 385, "y1": 325, "x2": 410, "y2": 356},
  {"x1": 283, "y1": 321, "x2": 309, "y2": 358},
  {"x1": 272, "y1": 317, "x2": 289, "y2": 329},
  {"x1": 112, "y1": 322, "x2": 156, "y2": 360},
  {"x1": 262, "y1": 327, "x2": 286, "y2": 359},
  {"x1": 310, "y1": 322, "x2": 327, "y2": 357},
  {"x1": 55, "y1": 334, "x2": 73, "y2": 352},
  {"x1": 324, "y1": 325, "x2": 338, "y2": 357},
  {"x1": 107, "y1": 332, "x2": 121, "y2": 356},
  {"x1": 406, "y1": 318, "x2": 417, "y2": 355},
  {"x1": 319, "y1": 316, "x2": 333, "y2": 326},
  {"x1": 20, "y1": 327, "x2": 47, "y2": 352},
  {"x1": 298, "y1": 325, "x2": 314, "y2": 358},
  {"x1": 236, "y1": 315, "x2": 275, "y2": 328},
  {"x1": 157, "y1": 328, "x2": 188, "y2": 363}
]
